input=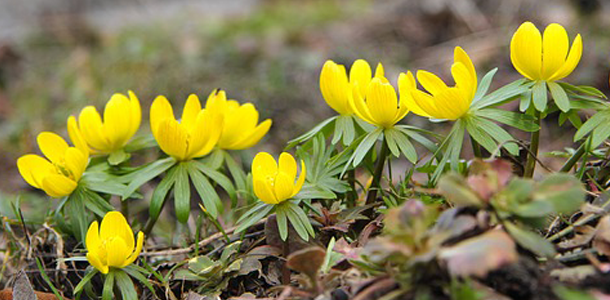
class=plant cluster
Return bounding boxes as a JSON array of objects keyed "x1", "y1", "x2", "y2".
[{"x1": 4, "y1": 20, "x2": 610, "y2": 299}]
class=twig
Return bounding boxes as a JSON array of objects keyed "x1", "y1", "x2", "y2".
[{"x1": 142, "y1": 218, "x2": 266, "y2": 257}]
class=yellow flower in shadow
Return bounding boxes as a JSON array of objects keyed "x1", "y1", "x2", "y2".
[
  {"x1": 85, "y1": 211, "x2": 144, "y2": 274},
  {"x1": 252, "y1": 152, "x2": 306, "y2": 205}
]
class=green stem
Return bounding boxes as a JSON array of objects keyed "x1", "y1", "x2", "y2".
[
  {"x1": 120, "y1": 200, "x2": 129, "y2": 222},
  {"x1": 282, "y1": 232, "x2": 291, "y2": 285},
  {"x1": 365, "y1": 137, "x2": 389, "y2": 205},
  {"x1": 346, "y1": 169, "x2": 356, "y2": 208},
  {"x1": 470, "y1": 136, "x2": 482, "y2": 158},
  {"x1": 523, "y1": 112, "x2": 541, "y2": 178},
  {"x1": 560, "y1": 143, "x2": 586, "y2": 173}
]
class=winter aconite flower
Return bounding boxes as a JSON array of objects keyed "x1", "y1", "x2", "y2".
[
  {"x1": 150, "y1": 91, "x2": 224, "y2": 161},
  {"x1": 86, "y1": 211, "x2": 144, "y2": 274},
  {"x1": 17, "y1": 132, "x2": 88, "y2": 197},
  {"x1": 320, "y1": 59, "x2": 384, "y2": 116},
  {"x1": 510, "y1": 22, "x2": 582, "y2": 82},
  {"x1": 348, "y1": 64, "x2": 409, "y2": 129},
  {"x1": 399, "y1": 47, "x2": 477, "y2": 120},
  {"x1": 216, "y1": 98, "x2": 272, "y2": 150},
  {"x1": 68, "y1": 91, "x2": 141, "y2": 154},
  {"x1": 252, "y1": 152, "x2": 306, "y2": 205}
]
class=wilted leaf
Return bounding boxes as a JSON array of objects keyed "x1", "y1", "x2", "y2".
[
  {"x1": 13, "y1": 270, "x2": 36, "y2": 300},
  {"x1": 439, "y1": 230, "x2": 518, "y2": 277},
  {"x1": 550, "y1": 265, "x2": 597, "y2": 284},
  {"x1": 239, "y1": 245, "x2": 282, "y2": 277},
  {"x1": 558, "y1": 226, "x2": 596, "y2": 250},
  {"x1": 438, "y1": 173, "x2": 484, "y2": 207},
  {"x1": 188, "y1": 256, "x2": 223, "y2": 276},
  {"x1": 287, "y1": 247, "x2": 326, "y2": 281},
  {"x1": 594, "y1": 216, "x2": 610, "y2": 256}
]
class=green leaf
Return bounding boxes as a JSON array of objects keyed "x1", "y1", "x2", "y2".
[
  {"x1": 341, "y1": 115, "x2": 356, "y2": 145},
  {"x1": 465, "y1": 117, "x2": 498, "y2": 154},
  {"x1": 384, "y1": 128, "x2": 401, "y2": 158},
  {"x1": 276, "y1": 205, "x2": 289, "y2": 241},
  {"x1": 73, "y1": 268, "x2": 98, "y2": 296},
  {"x1": 512, "y1": 200, "x2": 554, "y2": 218},
  {"x1": 295, "y1": 184, "x2": 336, "y2": 200},
  {"x1": 124, "y1": 134, "x2": 157, "y2": 152},
  {"x1": 332, "y1": 114, "x2": 345, "y2": 145},
  {"x1": 505, "y1": 222, "x2": 556, "y2": 258},
  {"x1": 174, "y1": 162, "x2": 191, "y2": 223},
  {"x1": 431, "y1": 120, "x2": 466, "y2": 183},
  {"x1": 591, "y1": 123, "x2": 610, "y2": 149},
  {"x1": 474, "y1": 116, "x2": 520, "y2": 155},
  {"x1": 548, "y1": 81, "x2": 570, "y2": 112},
  {"x1": 473, "y1": 78, "x2": 531, "y2": 109},
  {"x1": 519, "y1": 90, "x2": 532, "y2": 112},
  {"x1": 82, "y1": 189, "x2": 114, "y2": 217},
  {"x1": 558, "y1": 82, "x2": 608, "y2": 99},
  {"x1": 475, "y1": 108, "x2": 539, "y2": 132},
  {"x1": 532, "y1": 80, "x2": 548, "y2": 112},
  {"x1": 102, "y1": 271, "x2": 115, "y2": 300},
  {"x1": 473, "y1": 68, "x2": 498, "y2": 103},
  {"x1": 191, "y1": 160, "x2": 237, "y2": 205},
  {"x1": 387, "y1": 128, "x2": 418, "y2": 163},
  {"x1": 349, "y1": 128, "x2": 382, "y2": 170},
  {"x1": 533, "y1": 173, "x2": 585, "y2": 214},
  {"x1": 114, "y1": 270, "x2": 138, "y2": 300},
  {"x1": 149, "y1": 166, "x2": 179, "y2": 221},
  {"x1": 235, "y1": 202, "x2": 274, "y2": 234},
  {"x1": 123, "y1": 157, "x2": 176, "y2": 199},
  {"x1": 285, "y1": 203, "x2": 312, "y2": 241},
  {"x1": 574, "y1": 110, "x2": 610, "y2": 141},
  {"x1": 122, "y1": 265, "x2": 156, "y2": 297},
  {"x1": 187, "y1": 165, "x2": 220, "y2": 218},
  {"x1": 223, "y1": 151, "x2": 252, "y2": 203},
  {"x1": 108, "y1": 149, "x2": 130, "y2": 166},
  {"x1": 66, "y1": 190, "x2": 89, "y2": 243},
  {"x1": 202, "y1": 148, "x2": 225, "y2": 170},
  {"x1": 82, "y1": 178, "x2": 127, "y2": 197},
  {"x1": 287, "y1": 116, "x2": 337, "y2": 148}
]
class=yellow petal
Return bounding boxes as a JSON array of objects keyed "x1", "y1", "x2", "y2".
[
  {"x1": 17, "y1": 154, "x2": 54, "y2": 189},
  {"x1": 123, "y1": 231, "x2": 144, "y2": 267},
  {"x1": 398, "y1": 72, "x2": 430, "y2": 117},
  {"x1": 37, "y1": 132, "x2": 69, "y2": 165},
  {"x1": 278, "y1": 152, "x2": 297, "y2": 181},
  {"x1": 541, "y1": 23, "x2": 569, "y2": 79},
  {"x1": 374, "y1": 62, "x2": 385, "y2": 79},
  {"x1": 510, "y1": 21, "x2": 542, "y2": 80},
  {"x1": 157, "y1": 118, "x2": 189, "y2": 160},
  {"x1": 106, "y1": 237, "x2": 130, "y2": 268},
  {"x1": 64, "y1": 147, "x2": 88, "y2": 181},
  {"x1": 454, "y1": 47, "x2": 477, "y2": 88},
  {"x1": 349, "y1": 83, "x2": 377, "y2": 125},
  {"x1": 41, "y1": 174, "x2": 77, "y2": 197},
  {"x1": 349, "y1": 59, "x2": 372, "y2": 98},
  {"x1": 291, "y1": 160, "x2": 307, "y2": 198},
  {"x1": 87, "y1": 252, "x2": 109, "y2": 274},
  {"x1": 205, "y1": 89, "x2": 228, "y2": 112},
  {"x1": 274, "y1": 172, "x2": 295, "y2": 203},
  {"x1": 191, "y1": 110, "x2": 223, "y2": 158},
  {"x1": 417, "y1": 71, "x2": 449, "y2": 96},
  {"x1": 226, "y1": 119, "x2": 272, "y2": 150},
  {"x1": 86, "y1": 221, "x2": 101, "y2": 256},
  {"x1": 79, "y1": 106, "x2": 110, "y2": 152},
  {"x1": 67, "y1": 116, "x2": 91, "y2": 155},
  {"x1": 253, "y1": 177, "x2": 278, "y2": 204},
  {"x1": 549, "y1": 34, "x2": 582, "y2": 81},
  {"x1": 252, "y1": 152, "x2": 278, "y2": 180},
  {"x1": 320, "y1": 60, "x2": 351, "y2": 115},
  {"x1": 150, "y1": 95, "x2": 175, "y2": 139},
  {"x1": 412, "y1": 89, "x2": 440, "y2": 118},
  {"x1": 432, "y1": 87, "x2": 469, "y2": 120},
  {"x1": 220, "y1": 103, "x2": 259, "y2": 147},
  {"x1": 181, "y1": 94, "x2": 202, "y2": 129},
  {"x1": 366, "y1": 78, "x2": 399, "y2": 128},
  {"x1": 103, "y1": 93, "x2": 132, "y2": 150},
  {"x1": 451, "y1": 62, "x2": 476, "y2": 103},
  {"x1": 100, "y1": 211, "x2": 135, "y2": 251},
  {"x1": 127, "y1": 90, "x2": 142, "y2": 139}
]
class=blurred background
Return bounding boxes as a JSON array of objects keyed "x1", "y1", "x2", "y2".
[{"x1": 0, "y1": 0, "x2": 609, "y2": 203}]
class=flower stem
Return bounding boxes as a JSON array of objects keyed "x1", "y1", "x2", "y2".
[
  {"x1": 560, "y1": 143, "x2": 586, "y2": 173},
  {"x1": 346, "y1": 169, "x2": 356, "y2": 208},
  {"x1": 365, "y1": 137, "x2": 389, "y2": 205},
  {"x1": 470, "y1": 136, "x2": 482, "y2": 158},
  {"x1": 524, "y1": 112, "x2": 541, "y2": 178},
  {"x1": 282, "y1": 233, "x2": 291, "y2": 285}
]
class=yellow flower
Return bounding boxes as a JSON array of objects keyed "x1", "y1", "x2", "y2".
[
  {"x1": 348, "y1": 63, "x2": 409, "y2": 129},
  {"x1": 320, "y1": 59, "x2": 383, "y2": 115},
  {"x1": 17, "y1": 132, "x2": 88, "y2": 197},
  {"x1": 150, "y1": 91, "x2": 224, "y2": 161},
  {"x1": 68, "y1": 91, "x2": 141, "y2": 154},
  {"x1": 510, "y1": 21, "x2": 582, "y2": 81},
  {"x1": 85, "y1": 211, "x2": 144, "y2": 274},
  {"x1": 399, "y1": 47, "x2": 477, "y2": 120},
  {"x1": 215, "y1": 99, "x2": 272, "y2": 150},
  {"x1": 252, "y1": 152, "x2": 306, "y2": 205}
]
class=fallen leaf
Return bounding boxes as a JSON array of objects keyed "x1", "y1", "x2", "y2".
[{"x1": 286, "y1": 247, "x2": 326, "y2": 279}]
